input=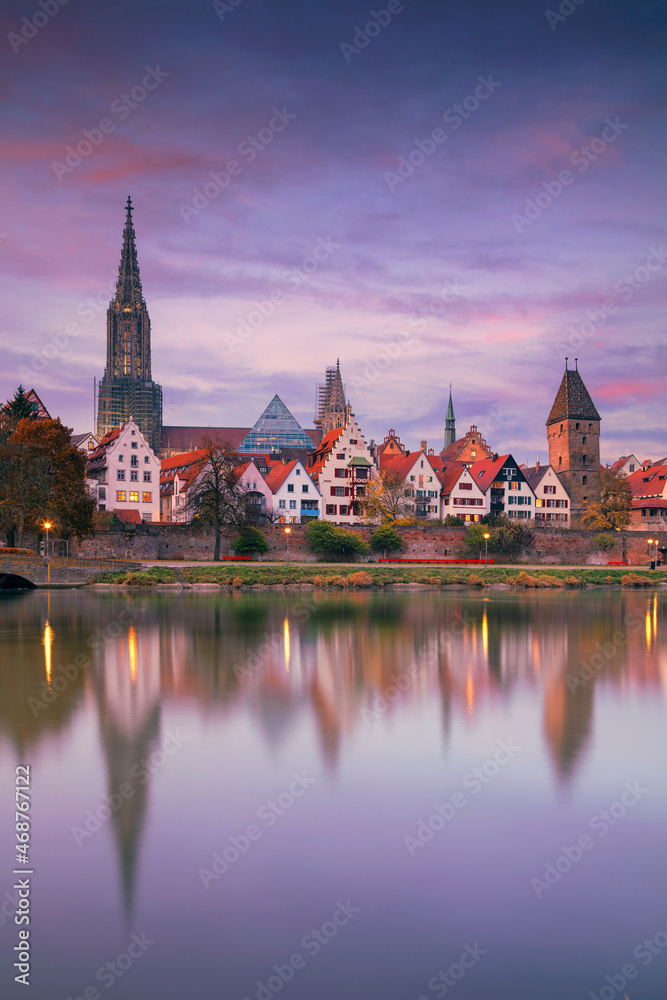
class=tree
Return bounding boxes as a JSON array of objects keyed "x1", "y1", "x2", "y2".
[
  {"x1": 593, "y1": 532, "x2": 616, "y2": 552},
  {"x1": 0, "y1": 417, "x2": 95, "y2": 546},
  {"x1": 360, "y1": 468, "x2": 407, "y2": 523},
  {"x1": 464, "y1": 524, "x2": 498, "y2": 559},
  {"x1": 494, "y1": 517, "x2": 535, "y2": 562},
  {"x1": 232, "y1": 526, "x2": 269, "y2": 556},
  {"x1": 307, "y1": 520, "x2": 369, "y2": 562},
  {"x1": 181, "y1": 438, "x2": 253, "y2": 561},
  {"x1": 370, "y1": 524, "x2": 404, "y2": 557},
  {"x1": 443, "y1": 514, "x2": 465, "y2": 526},
  {"x1": 3, "y1": 385, "x2": 37, "y2": 426},
  {"x1": 581, "y1": 467, "x2": 632, "y2": 530}
]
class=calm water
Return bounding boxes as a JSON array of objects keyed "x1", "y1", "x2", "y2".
[{"x1": 0, "y1": 588, "x2": 665, "y2": 1000}]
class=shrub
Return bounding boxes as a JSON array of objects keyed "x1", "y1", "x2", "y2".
[
  {"x1": 594, "y1": 532, "x2": 616, "y2": 553},
  {"x1": 468, "y1": 573, "x2": 486, "y2": 587},
  {"x1": 621, "y1": 573, "x2": 651, "y2": 587},
  {"x1": 424, "y1": 575, "x2": 442, "y2": 586},
  {"x1": 348, "y1": 571, "x2": 373, "y2": 587},
  {"x1": 370, "y1": 525, "x2": 403, "y2": 555},
  {"x1": 328, "y1": 575, "x2": 349, "y2": 588},
  {"x1": 124, "y1": 572, "x2": 155, "y2": 587},
  {"x1": 443, "y1": 515, "x2": 465, "y2": 526},
  {"x1": 307, "y1": 520, "x2": 369, "y2": 561},
  {"x1": 0, "y1": 547, "x2": 35, "y2": 555},
  {"x1": 232, "y1": 576, "x2": 243, "y2": 588},
  {"x1": 564, "y1": 576, "x2": 583, "y2": 587},
  {"x1": 514, "y1": 571, "x2": 541, "y2": 588},
  {"x1": 495, "y1": 518, "x2": 535, "y2": 562},
  {"x1": 232, "y1": 526, "x2": 269, "y2": 556}
]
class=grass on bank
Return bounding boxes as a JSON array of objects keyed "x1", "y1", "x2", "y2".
[{"x1": 89, "y1": 565, "x2": 667, "y2": 588}]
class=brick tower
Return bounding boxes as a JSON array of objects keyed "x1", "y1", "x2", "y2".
[{"x1": 546, "y1": 359, "x2": 601, "y2": 523}]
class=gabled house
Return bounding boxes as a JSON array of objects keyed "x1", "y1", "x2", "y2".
[
  {"x1": 264, "y1": 459, "x2": 321, "y2": 523},
  {"x1": 72, "y1": 432, "x2": 99, "y2": 456},
  {"x1": 441, "y1": 424, "x2": 493, "y2": 465},
  {"x1": 379, "y1": 450, "x2": 441, "y2": 519},
  {"x1": 439, "y1": 462, "x2": 488, "y2": 522},
  {"x1": 307, "y1": 416, "x2": 376, "y2": 523},
  {"x1": 469, "y1": 453, "x2": 536, "y2": 520},
  {"x1": 524, "y1": 463, "x2": 571, "y2": 526},
  {"x1": 160, "y1": 452, "x2": 273, "y2": 523},
  {"x1": 377, "y1": 429, "x2": 406, "y2": 459},
  {"x1": 625, "y1": 463, "x2": 667, "y2": 531},
  {"x1": 87, "y1": 419, "x2": 160, "y2": 522},
  {"x1": 609, "y1": 454, "x2": 640, "y2": 477}
]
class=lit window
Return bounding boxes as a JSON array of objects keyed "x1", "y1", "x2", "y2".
[
  {"x1": 142, "y1": 492, "x2": 151, "y2": 503},
  {"x1": 129, "y1": 491, "x2": 139, "y2": 502},
  {"x1": 116, "y1": 491, "x2": 126, "y2": 502}
]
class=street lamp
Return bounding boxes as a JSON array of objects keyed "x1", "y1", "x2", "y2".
[
  {"x1": 483, "y1": 532, "x2": 490, "y2": 568},
  {"x1": 285, "y1": 527, "x2": 291, "y2": 564},
  {"x1": 647, "y1": 538, "x2": 657, "y2": 570},
  {"x1": 44, "y1": 522, "x2": 51, "y2": 560}
]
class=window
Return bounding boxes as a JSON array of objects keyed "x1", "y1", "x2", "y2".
[
  {"x1": 350, "y1": 439, "x2": 357, "y2": 444},
  {"x1": 333, "y1": 487, "x2": 346, "y2": 497},
  {"x1": 287, "y1": 484, "x2": 294, "y2": 492},
  {"x1": 575, "y1": 422, "x2": 580, "y2": 430},
  {"x1": 509, "y1": 481, "x2": 519, "y2": 490},
  {"x1": 427, "y1": 476, "x2": 432, "y2": 482},
  {"x1": 558, "y1": 456, "x2": 562, "y2": 466},
  {"x1": 142, "y1": 492, "x2": 152, "y2": 503},
  {"x1": 356, "y1": 468, "x2": 368, "y2": 479},
  {"x1": 535, "y1": 498, "x2": 543, "y2": 507},
  {"x1": 544, "y1": 485, "x2": 556, "y2": 494},
  {"x1": 289, "y1": 500, "x2": 297, "y2": 509},
  {"x1": 302, "y1": 485, "x2": 309, "y2": 493},
  {"x1": 296, "y1": 468, "x2": 301, "y2": 475},
  {"x1": 582, "y1": 454, "x2": 587, "y2": 464},
  {"x1": 117, "y1": 469, "x2": 125, "y2": 480},
  {"x1": 131, "y1": 441, "x2": 137, "y2": 449},
  {"x1": 339, "y1": 505, "x2": 349, "y2": 515},
  {"x1": 629, "y1": 464, "x2": 635, "y2": 472},
  {"x1": 503, "y1": 467, "x2": 516, "y2": 477},
  {"x1": 116, "y1": 491, "x2": 126, "y2": 502},
  {"x1": 143, "y1": 472, "x2": 151, "y2": 482},
  {"x1": 99, "y1": 488, "x2": 106, "y2": 500},
  {"x1": 326, "y1": 504, "x2": 337, "y2": 515},
  {"x1": 144, "y1": 456, "x2": 149, "y2": 464},
  {"x1": 131, "y1": 430, "x2": 135, "y2": 436},
  {"x1": 560, "y1": 424, "x2": 563, "y2": 432},
  {"x1": 336, "y1": 453, "x2": 345, "y2": 460},
  {"x1": 582, "y1": 436, "x2": 587, "y2": 445},
  {"x1": 279, "y1": 499, "x2": 286, "y2": 508},
  {"x1": 420, "y1": 460, "x2": 424, "y2": 468},
  {"x1": 459, "y1": 482, "x2": 472, "y2": 491},
  {"x1": 410, "y1": 475, "x2": 415, "y2": 482},
  {"x1": 335, "y1": 469, "x2": 346, "y2": 478},
  {"x1": 582, "y1": 475, "x2": 587, "y2": 485},
  {"x1": 131, "y1": 455, "x2": 138, "y2": 467},
  {"x1": 130, "y1": 470, "x2": 138, "y2": 481},
  {"x1": 129, "y1": 492, "x2": 139, "y2": 502},
  {"x1": 589, "y1": 423, "x2": 593, "y2": 431},
  {"x1": 118, "y1": 454, "x2": 124, "y2": 462}
]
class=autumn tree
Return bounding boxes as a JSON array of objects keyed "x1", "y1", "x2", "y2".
[
  {"x1": 581, "y1": 467, "x2": 632, "y2": 530},
  {"x1": 0, "y1": 418, "x2": 96, "y2": 546},
  {"x1": 360, "y1": 468, "x2": 407, "y2": 523},
  {"x1": 182, "y1": 438, "x2": 262, "y2": 560}
]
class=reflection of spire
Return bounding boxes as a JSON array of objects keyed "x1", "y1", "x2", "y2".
[{"x1": 92, "y1": 623, "x2": 162, "y2": 920}]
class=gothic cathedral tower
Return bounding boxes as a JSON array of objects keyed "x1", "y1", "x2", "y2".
[
  {"x1": 546, "y1": 360, "x2": 601, "y2": 523},
  {"x1": 96, "y1": 198, "x2": 162, "y2": 452}
]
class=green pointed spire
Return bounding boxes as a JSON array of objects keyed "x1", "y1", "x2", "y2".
[{"x1": 444, "y1": 385, "x2": 456, "y2": 449}]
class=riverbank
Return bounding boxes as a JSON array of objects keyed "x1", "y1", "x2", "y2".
[{"x1": 89, "y1": 565, "x2": 667, "y2": 589}]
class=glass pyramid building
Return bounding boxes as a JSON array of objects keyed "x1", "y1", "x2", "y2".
[{"x1": 237, "y1": 394, "x2": 315, "y2": 453}]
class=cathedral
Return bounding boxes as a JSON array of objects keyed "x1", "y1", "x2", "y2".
[{"x1": 96, "y1": 198, "x2": 163, "y2": 452}]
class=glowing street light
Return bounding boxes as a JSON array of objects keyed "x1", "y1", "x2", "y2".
[
  {"x1": 285, "y1": 526, "x2": 291, "y2": 564},
  {"x1": 44, "y1": 522, "x2": 52, "y2": 560},
  {"x1": 647, "y1": 538, "x2": 657, "y2": 570},
  {"x1": 483, "y1": 532, "x2": 490, "y2": 568}
]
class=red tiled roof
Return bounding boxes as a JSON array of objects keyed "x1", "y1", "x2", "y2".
[
  {"x1": 264, "y1": 460, "x2": 299, "y2": 493},
  {"x1": 161, "y1": 448, "x2": 208, "y2": 472},
  {"x1": 438, "y1": 463, "x2": 467, "y2": 495},
  {"x1": 631, "y1": 497, "x2": 667, "y2": 509},
  {"x1": 469, "y1": 454, "x2": 511, "y2": 493},
  {"x1": 113, "y1": 509, "x2": 142, "y2": 524},
  {"x1": 626, "y1": 464, "x2": 667, "y2": 498}
]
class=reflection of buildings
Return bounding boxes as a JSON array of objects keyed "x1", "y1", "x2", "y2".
[{"x1": 92, "y1": 621, "x2": 162, "y2": 917}]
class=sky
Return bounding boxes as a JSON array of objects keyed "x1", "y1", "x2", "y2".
[{"x1": 0, "y1": 0, "x2": 665, "y2": 464}]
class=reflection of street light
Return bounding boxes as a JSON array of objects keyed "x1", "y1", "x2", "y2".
[
  {"x1": 44, "y1": 522, "x2": 51, "y2": 560},
  {"x1": 483, "y1": 532, "x2": 490, "y2": 568},
  {"x1": 285, "y1": 527, "x2": 291, "y2": 564}
]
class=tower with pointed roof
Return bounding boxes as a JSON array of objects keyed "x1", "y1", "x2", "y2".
[
  {"x1": 444, "y1": 386, "x2": 456, "y2": 450},
  {"x1": 96, "y1": 198, "x2": 162, "y2": 452},
  {"x1": 315, "y1": 359, "x2": 351, "y2": 436},
  {"x1": 546, "y1": 359, "x2": 601, "y2": 521}
]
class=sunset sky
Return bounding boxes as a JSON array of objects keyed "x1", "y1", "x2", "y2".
[{"x1": 1, "y1": 0, "x2": 665, "y2": 463}]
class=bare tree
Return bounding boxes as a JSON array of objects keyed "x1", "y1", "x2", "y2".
[
  {"x1": 359, "y1": 468, "x2": 408, "y2": 524},
  {"x1": 181, "y1": 438, "x2": 250, "y2": 560}
]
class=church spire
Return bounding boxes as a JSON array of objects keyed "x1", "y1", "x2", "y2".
[
  {"x1": 444, "y1": 384, "x2": 456, "y2": 449},
  {"x1": 114, "y1": 196, "x2": 144, "y2": 307}
]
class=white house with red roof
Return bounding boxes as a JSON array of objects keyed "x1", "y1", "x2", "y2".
[
  {"x1": 87, "y1": 419, "x2": 160, "y2": 522},
  {"x1": 524, "y1": 463, "x2": 571, "y2": 526},
  {"x1": 609, "y1": 454, "x2": 640, "y2": 477},
  {"x1": 160, "y1": 452, "x2": 272, "y2": 523},
  {"x1": 379, "y1": 450, "x2": 442, "y2": 519},
  {"x1": 625, "y1": 463, "x2": 667, "y2": 531},
  {"x1": 307, "y1": 416, "x2": 376, "y2": 523},
  {"x1": 469, "y1": 453, "x2": 536, "y2": 520},
  {"x1": 438, "y1": 462, "x2": 488, "y2": 522},
  {"x1": 264, "y1": 459, "x2": 321, "y2": 524}
]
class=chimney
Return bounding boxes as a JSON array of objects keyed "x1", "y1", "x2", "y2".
[{"x1": 421, "y1": 440, "x2": 427, "y2": 453}]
